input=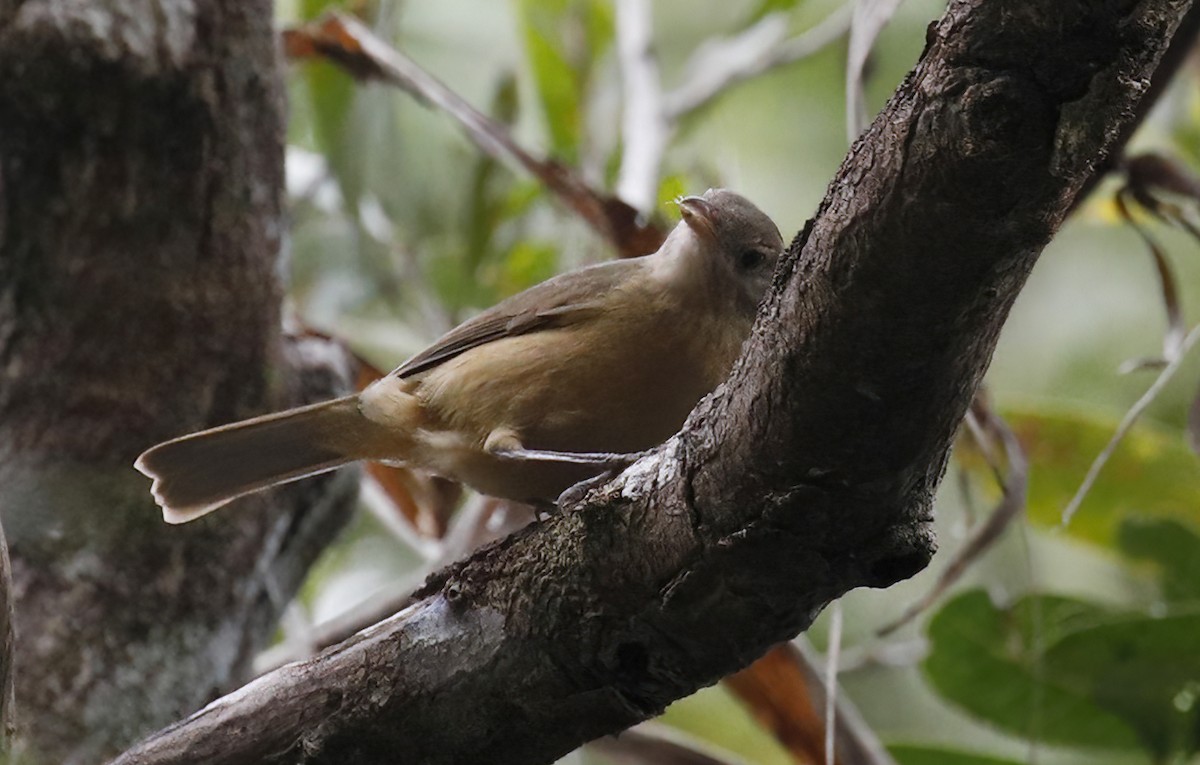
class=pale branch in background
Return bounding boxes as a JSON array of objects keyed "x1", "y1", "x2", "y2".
[
  {"x1": 614, "y1": 0, "x2": 670, "y2": 213},
  {"x1": 663, "y1": 5, "x2": 854, "y2": 120},
  {"x1": 846, "y1": 0, "x2": 909, "y2": 142},
  {"x1": 616, "y1": 3, "x2": 853, "y2": 206},
  {"x1": 358, "y1": 474, "x2": 443, "y2": 560},
  {"x1": 1061, "y1": 323, "x2": 1200, "y2": 528},
  {"x1": 824, "y1": 603, "x2": 843, "y2": 765}
]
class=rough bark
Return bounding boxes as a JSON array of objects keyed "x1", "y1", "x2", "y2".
[
  {"x1": 0, "y1": 1, "x2": 355, "y2": 762},
  {"x1": 112, "y1": 1, "x2": 1195, "y2": 764},
  {"x1": 0, "y1": 523, "x2": 12, "y2": 750}
]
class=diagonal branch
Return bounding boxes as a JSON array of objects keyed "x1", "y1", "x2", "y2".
[
  {"x1": 114, "y1": 2, "x2": 1195, "y2": 764},
  {"x1": 284, "y1": 13, "x2": 666, "y2": 259}
]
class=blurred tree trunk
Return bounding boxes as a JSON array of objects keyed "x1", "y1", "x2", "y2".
[{"x1": 0, "y1": 1, "x2": 354, "y2": 761}]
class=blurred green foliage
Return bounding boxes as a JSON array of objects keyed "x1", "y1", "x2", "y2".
[
  {"x1": 890, "y1": 746, "x2": 1024, "y2": 765},
  {"x1": 926, "y1": 591, "x2": 1200, "y2": 760},
  {"x1": 997, "y1": 410, "x2": 1200, "y2": 550},
  {"x1": 516, "y1": 0, "x2": 613, "y2": 162},
  {"x1": 277, "y1": 1, "x2": 1200, "y2": 763}
]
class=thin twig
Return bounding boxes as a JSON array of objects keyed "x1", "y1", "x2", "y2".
[
  {"x1": 664, "y1": 5, "x2": 854, "y2": 120},
  {"x1": 794, "y1": 640, "x2": 899, "y2": 765},
  {"x1": 1115, "y1": 189, "x2": 1186, "y2": 362},
  {"x1": 824, "y1": 604, "x2": 842, "y2": 765},
  {"x1": 836, "y1": 637, "x2": 927, "y2": 674},
  {"x1": 1062, "y1": 323, "x2": 1200, "y2": 527},
  {"x1": 355, "y1": 193, "x2": 457, "y2": 336},
  {"x1": 252, "y1": 569, "x2": 425, "y2": 675}
]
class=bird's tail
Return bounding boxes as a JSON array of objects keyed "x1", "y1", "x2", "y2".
[{"x1": 136, "y1": 395, "x2": 372, "y2": 524}]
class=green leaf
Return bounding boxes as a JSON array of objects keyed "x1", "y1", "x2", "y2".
[
  {"x1": 1045, "y1": 610, "x2": 1200, "y2": 759},
  {"x1": 1117, "y1": 516, "x2": 1200, "y2": 602},
  {"x1": 465, "y1": 75, "x2": 522, "y2": 274},
  {"x1": 302, "y1": 62, "x2": 357, "y2": 164},
  {"x1": 889, "y1": 744, "x2": 1023, "y2": 765},
  {"x1": 293, "y1": 2, "x2": 376, "y2": 202},
  {"x1": 516, "y1": 0, "x2": 613, "y2": 162},
  {"x1": 926, "y1": 590, "x2": 1200, "y2": 758},
  {"x1": 300, "y1": 0, "x2": 351, "y2": 20},
  {"x1": 924, "y1": 590, "x2": 1141, "y2": 750},
  {"x1": 999, "y1": 408, "x2": 1200, "y2": 549},
  {"x1": 496, "y1": 241, "x2": 559, "y2": 296},
  {"x1": 744, "y1": 0, "x2": 804, "y2": 25},
  {"x1": 584, "y1": 0, "x2": 615, "y2": 58},
  {"x1": 657, "y1": 174, "x2": 688, "y2": 215}
]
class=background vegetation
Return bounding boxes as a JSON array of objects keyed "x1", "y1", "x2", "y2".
[{"x1": 269, "y1": 1, "x2": 1200, "y2": 763}]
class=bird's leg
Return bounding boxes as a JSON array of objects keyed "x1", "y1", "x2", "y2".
[
  {"x1": 555, "y1": 470, "x2": 619, "y2": 508},
  {"x1": 494, "y1": 447, "x2": 652, "y2": 468},
  {"x1": 485, "y1": 428, "x2": 655, "y2": 511},
  {"x1": 527, "y1": 499, "x2": 559, "y2": 522},
  {"x1": 484, "y1": 427, "x2": 652, "y2": 470}
]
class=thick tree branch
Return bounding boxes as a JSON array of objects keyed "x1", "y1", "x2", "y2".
[
  {"x1": 1074, "y1": 0, "x2": 1200, "y2": 205},
  {"x1": 0, "y1": 1, "x2": 355, "y2": 761},
  {"x1": 0, "y1": 524, "x2": 12, "y2": 750},
  {"x1": 115, "y1": 1, "x2": 1193, "y2": 764}
]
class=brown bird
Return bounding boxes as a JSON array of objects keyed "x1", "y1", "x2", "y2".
[{"x1": 136, "y1": 189, "x2": 784, "y2": 523}]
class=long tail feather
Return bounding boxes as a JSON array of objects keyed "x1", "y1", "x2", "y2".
[{"x1": 135, "y1": 395, "x2": 365, "y2": 524}]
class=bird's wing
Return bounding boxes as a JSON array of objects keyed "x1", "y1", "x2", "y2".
[{"x1": 392, "y1": 258, "x2": 641, "y2": 379}]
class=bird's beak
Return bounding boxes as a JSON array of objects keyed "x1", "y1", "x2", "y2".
[{"x1": 677, "y1": 195, "x2": 717, "y2": 242}]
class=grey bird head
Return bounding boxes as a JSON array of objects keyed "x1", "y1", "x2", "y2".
[{"x1": 678, "y1": 188, "x2": 785, "y2": 312}]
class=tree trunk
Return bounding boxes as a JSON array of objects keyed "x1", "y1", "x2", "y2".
[
  {"x1": 0, "y1": 1, "x2": 354, "y2": 761},
  {"x1": 112, "y1": 1, "x2": 1197, "y2": 764}
]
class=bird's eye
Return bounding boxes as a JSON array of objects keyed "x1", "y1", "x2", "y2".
[{"x1": 738, "y1": 250, "x2": 765, "y2": 270}]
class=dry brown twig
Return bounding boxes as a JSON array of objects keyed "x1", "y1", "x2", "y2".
[{"x1": 284, "y1": 12, "x2": 666, "y2": 259}]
